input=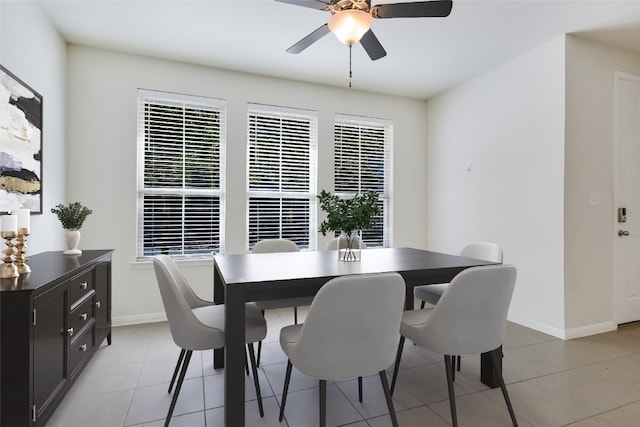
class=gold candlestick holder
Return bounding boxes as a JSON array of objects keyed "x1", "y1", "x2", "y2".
[
  {"x1": 1, "y1": 230, "x2": 18, "y2": 279},
  {"x1": 16, "y1": 227, "x2": 30, "y2": 275}
]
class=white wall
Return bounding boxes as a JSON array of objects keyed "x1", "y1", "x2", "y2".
[
  {"x1": 564, "y1": 35, "x2": 640, "y2": 334},
  {"x1": 65, "y1": 46, "x2": 430, "y2": 323},
  {"x1": 0, "y1": 0, "x2": 67, "y2": 254},
  {"x1": 426, "y1": 37, "x2": 567, "y2": 336}
]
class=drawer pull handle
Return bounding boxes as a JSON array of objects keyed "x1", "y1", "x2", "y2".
[
  {"x1": 80, "y1": 312, "x2": 88, "y2": 321},
  {"x1": 80, "y1": 344, "x2": 87, "y2": 352},
  {"x1": 95, "y1": 301, "x2": 101, "y2": 309},
  {"x1": 67, "y1": 327, "x2": 74, "y2": 337},
  {"x1": 80, "y1": 282, "x2": 88, "y2": 290}
]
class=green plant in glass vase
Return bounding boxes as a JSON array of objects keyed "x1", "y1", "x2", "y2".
[{"x1": 317, "y1": 189, "x2": 380, "y2": 261}]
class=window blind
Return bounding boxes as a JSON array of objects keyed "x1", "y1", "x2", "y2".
[
  {"x1": 136, "y1": 89, "x2": 225, "y2": 260},
  {"x1": 334, "y1": 114, "x2": 392, "y2": 247},
  {"x1": 247, "y1": 104, "x2": 317, "y2": 251}
]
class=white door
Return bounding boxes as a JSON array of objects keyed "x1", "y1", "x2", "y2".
[{"x1": 614, "y1": 71, "x2": 640, "y2": 325}]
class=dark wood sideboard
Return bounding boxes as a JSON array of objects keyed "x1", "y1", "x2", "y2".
[{"x1": 0, "y1": 249, "x2": 113, "y2": 427}]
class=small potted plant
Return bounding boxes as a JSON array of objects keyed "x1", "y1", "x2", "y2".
[
  {"x1": 51, "y1": 202, "x2": 93, "y2": 255},
  {"x1": 317, "y1": 189, "x2": 380, "y2": 261}
]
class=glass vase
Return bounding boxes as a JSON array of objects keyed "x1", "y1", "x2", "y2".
[{"x1": 338, "y1": 230, "x2": 362, "y2": 262}]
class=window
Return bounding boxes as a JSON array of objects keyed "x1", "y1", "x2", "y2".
[
  {"x1": 136, "y1": 90, "x2": 225, "y2": 260},
  {"x1": 247, "y1": 104, "x2": 317, "y2": 251},
  {"x1": 334, "y1": 114, "x2": 392, "y2": 247}
]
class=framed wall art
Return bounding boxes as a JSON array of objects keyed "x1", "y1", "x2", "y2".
[{"x1": 0, "y1": 65, "x2": 43, "y2": 214}]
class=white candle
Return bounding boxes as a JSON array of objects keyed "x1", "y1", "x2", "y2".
[
  {"x1": 17, "y1": 208, "x2": 30, "y2": 229},
  {"x1": 2, "y1": 215, "x2": 17, "y2": 232}
]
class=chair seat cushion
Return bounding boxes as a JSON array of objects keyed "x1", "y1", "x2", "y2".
[
  {"x1": 279, "y1": 323, "x2": 303, "y2": 358},
  {"x1": 400, "y1": 308, "x2": 434, "y2": 346},
  {"x1": 256, "y1": 296, "x2": 314, "y2": 311},
  {"x1": 413, "y1": 283, "x2": 448, "y2": 305},
  {"x1": 192, "y1": 302, "x2": 267, "y2": 344}
]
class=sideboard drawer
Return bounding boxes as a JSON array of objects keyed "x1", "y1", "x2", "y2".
[
  {"x1": 68, "y1": 323, "x2": 94, "y2": 375},
  {"x1": 68, "y1": 269, "x2": 93, "y2": 306},
  {"x1": 68, "y1": 293, "x2": 95, "y2": 334}
]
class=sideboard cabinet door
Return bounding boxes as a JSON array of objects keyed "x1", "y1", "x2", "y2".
[
  {"x1": 33, "y1": 283, "x2": 67, "y2": 423},
  {"x1": 94, "y1": 261, "x2": 112, "y2": 346}
]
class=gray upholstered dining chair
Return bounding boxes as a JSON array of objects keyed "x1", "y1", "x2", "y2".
[
  {"x1": 157, "y1": 254, "x2": 215, "y2": 393},
  {"x1": 413, "y1": 241, "x2": 503, "y2": 373},
  {"x1": 278, "y1": 272, "x2": 406, "y2": 427},
  {"x1": 414, "y1": 242, "x2": 503, "y2": 308},
  {"x1": 251, "y1": 238, "x2": 314, "y2": 365},
  {"x1": 390, "y1": 264, "x2": 518, "y2": 427},
  {"x1": 153, "y1": 255, "x2": 267, "y2": 426}
]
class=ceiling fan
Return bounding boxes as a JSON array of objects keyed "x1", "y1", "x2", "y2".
[{"x1": 276, "y1": 0, "x2": 453, "y2": 60}]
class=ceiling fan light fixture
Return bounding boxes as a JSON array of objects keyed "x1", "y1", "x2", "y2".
[{"x1": 328, "y1": 9, "x2": 372, "y2": 46}]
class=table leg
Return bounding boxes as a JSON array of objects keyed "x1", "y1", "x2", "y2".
[
  {"x1": 213, "y1": 263, "x2": 225, "y2": 369},
  {"x1": 404, "y1": 283, "x2": 415, "y2": 311},
  {"x1": 480, "y1": 346, "x2": 501, "y2": 388},
  {"x1": 224, "y1": 285, "x2": 246, "y2": 427}
]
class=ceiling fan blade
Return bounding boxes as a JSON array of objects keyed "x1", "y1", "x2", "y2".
[
  {"x1": 275, "y1": 0, "x2": 331, "y2": 10},
  {"x1": 286, "y1": 23, "x2": 331, "y2": 54},
  {"x1": 371, "y1": 0, "x2": 453, "y2": 19},
  {"x1": 360, "y1": 30, "x2": 387, "y2": 60}
]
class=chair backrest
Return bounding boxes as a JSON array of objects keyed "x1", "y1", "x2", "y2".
[
  {"x1": 287, "y1": 272, "x2": 405, "y2": 380},
  {"x1": 155, "y1": 254, "x2": 210, "y2": 309},
  {"x1": 458, "y1": 242, "x2": 503, "y2": 263},
  {"x1": 153, "y1": 256, "x2": 224, "y2": 350},
  {"x1": 325, "y1": 237, "x2": 367, "y2": 250},
  {"x1": 412, "y1": 264, "x2": 516, "y2": 356},
  {"x1": 252, "y1": 238, "x2": 300, "y2": 254}
]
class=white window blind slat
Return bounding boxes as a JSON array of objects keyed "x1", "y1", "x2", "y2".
[{"x1": 136, "y1": 89, "x2": 226, "y2": 260}]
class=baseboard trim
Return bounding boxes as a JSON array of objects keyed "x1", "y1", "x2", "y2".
[
  {"x1": 508, "y1": 315, "x2": 566, "y2": 339},
  {"x1": 112, "y1": 312, "x2": 167, "y2": 327},
  {"x1": 563, "y1": 321, "x2": 617, "y2": 339},
  {"x1": 508, "y1": 315, "x2": 617, "y2": 340}
]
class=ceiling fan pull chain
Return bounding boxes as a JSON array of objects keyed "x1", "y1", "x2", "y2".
[{"x1": 349, "y1": 45, "x2": 353, "y2": 88}]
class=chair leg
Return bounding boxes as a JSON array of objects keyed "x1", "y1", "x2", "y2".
[
  {"x1": 168, "y1": 349, "x2": 186, "y2": 393},
  {"x1": 294, "y1": 306, "x2": 299, "y2": 324},
  {"x1": 247, "y1": 343, "x2": 264, "y2": 417},
  {"x1": 451, "y1": 356, "x2": 456, "y2": 381},
  {"x1": 379, "y1": 370, "x2": 399, "y2": 427},
  {"x1": 319, "y1": 379, "x2": 327, "y2": 427},
  {"x1": 457, "y1": 355, "x2": 461, "y2": 372},
  {"x1": 420, "y1": 300, "x2": 426, "y2": 309},
  {"x1": 444, "y1": 355, "x2": 458, "y2": 427},
  {"x1": 256, "y1": 310, "x2": 265, "y2": 367},
  {"x1": 256, "y1": 341, "x2": 262, "y2": 368},
  {"x1": 358, "y1": 376, "x2": 363, "y2": 402},
  {"x1": 390, "y1": 335, "x2": 406, "y2": 396},
  {"x1": 278, "y1": 360, "x2": 293, "y2": 422},
  {"x1": 165, "y1": 349, "x2": 192, "y2": 427},
  {"x1": 245, "y1": 347, "x2": 250, "y2": 376},
  {"x1": 490, "y1": 349, "x2": 518, "y2": 427}
]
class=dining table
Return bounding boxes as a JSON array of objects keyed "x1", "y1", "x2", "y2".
[{"x1": 213, "y1": 246, "x2": 500, "y2": 427}]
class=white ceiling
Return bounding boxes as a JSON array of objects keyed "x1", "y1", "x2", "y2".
[{"x1": 37, "y1": 0, "x2": 640, "y2": 99}]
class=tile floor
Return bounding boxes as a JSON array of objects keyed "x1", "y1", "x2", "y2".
[{"x1": 46, "y1": 306, "x2": 640, "y2": 427}]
